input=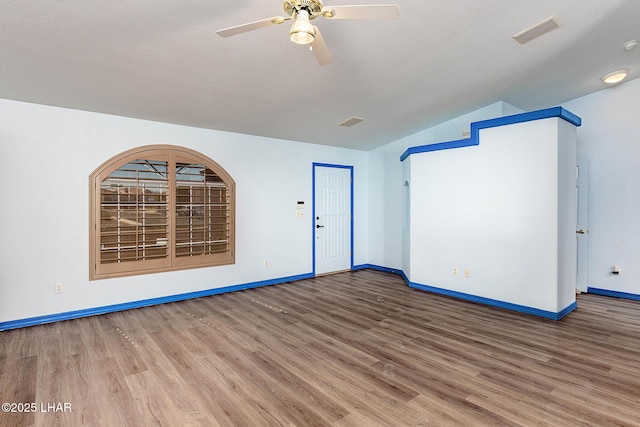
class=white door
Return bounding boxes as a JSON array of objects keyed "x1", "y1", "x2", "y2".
[
  {"x1": 314, "y1": 165, "x2": 352, "y2": 275},
  {"x1": 576, "y1": 158, "x2": 589, "y2": 292}
]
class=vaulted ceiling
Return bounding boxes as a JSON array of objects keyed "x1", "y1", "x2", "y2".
[{"x1": 1, "y1": 0, "x2": 639, "y2": 150}]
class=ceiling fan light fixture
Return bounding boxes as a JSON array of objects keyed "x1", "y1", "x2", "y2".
[
  {"x1": 601, "y1": 69, "x2": 628, "y2": 84},
  {"x1": 290, "y1": 9, "x2": 315, "y2": 44}
]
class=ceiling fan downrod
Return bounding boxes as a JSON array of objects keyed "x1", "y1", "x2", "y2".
[{"x1": 283, "y1": 0, "x2": 324, "y2": 20}]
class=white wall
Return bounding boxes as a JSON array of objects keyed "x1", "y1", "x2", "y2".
[
  {"x1": 408, "y1": 118, "x2": 576, "y2": 313},
  {"x1": 368, "y1": 102, "x2": 524, "y2": 269},
  {"x1": 0, "y1": 99, "x2": 368, "y2": 323},
  {"x1": 562, "y1": 77, "x2": 640, "y2": 295}
]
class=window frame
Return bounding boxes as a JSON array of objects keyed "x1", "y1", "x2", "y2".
[{"x1": 89, "y1": 145, "x2": 235, "y2": 280}]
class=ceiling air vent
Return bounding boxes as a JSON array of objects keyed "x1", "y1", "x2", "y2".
[
  {"x1": 339, "y1": 117, "x2": 364, "y2": 127},
  {"x1": 512, "y1": 16, "x2": 560, "y2": 44}
]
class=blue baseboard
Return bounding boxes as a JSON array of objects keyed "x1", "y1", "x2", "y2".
[
  {"x1": 355, "y1": 265, "x2": 575, "y2": 320},
  {"x1": 408, "y1": 281, "x2": 576, "y2": 320},
  {"x1": 0, "y1": 272, "x2": 314, "y2": 331},
  {"x1": 352, "y1": 263, "x2": 404, "y2": 275},
  {"x1": 1, "y1": 266, "x2": 581, "y2": 330},
  {"x1": 587, "y1": 287, "x2": 640, "y2": 301}
]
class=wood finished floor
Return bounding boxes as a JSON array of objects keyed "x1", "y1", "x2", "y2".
[{"x1": 1, "y1": 270, "x2": 640, "y2": 426}]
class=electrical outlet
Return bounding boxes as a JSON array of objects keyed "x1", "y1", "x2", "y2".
[
  {"x1": 55, "y1": 282, "x2": 64, "y2": 294},
  {"x1": 263, "y1": 259, "x2": 269, "y2": 267},
  {"x1": 453, "y1": 267, "x2": 459, "y2": 276},
  {"x1": 464, "y1": 269, "x2": 471, "y2": 279}
]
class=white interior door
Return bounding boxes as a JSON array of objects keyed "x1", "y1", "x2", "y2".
[
  {"x1": 314, "y1": 165, "x2": 352, "y2": 275},
  {"x1": 576, "y1": 157, "x2": 589, "y2": 292}
]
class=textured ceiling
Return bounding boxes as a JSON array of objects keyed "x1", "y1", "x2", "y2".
[{"x1": 1, "y1": 0, "x2": 639, "y2": 150}]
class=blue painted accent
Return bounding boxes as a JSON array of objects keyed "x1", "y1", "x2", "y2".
[
  {"x1": 0, "y1": 272, "x2": 314, "y2": 331},
  {"x1": 312, "y1": 164, "x2": 316, "y2": 275},
  {"x1": 557, "y1": 301, "x2": 578, "y2": 319},
  {"x1": 587, "y1": 287, "x2": 640, "y2": 301},
  {"x1": 0, "y1": 265, "x2": 579, "y2": 329},
  {"x1": 400, "y1": 138, "x2": 477, "y2": 161},
  {"x1": 400, "y1": 270, "x2": 410, "y2": 285},
  {"x1": 352, "y1": 264, "x2": 404, "y2": 275},
  {"x1": 400, "y1": 106, "x2": 582, "y2": 161},
  {"x1": 312, "y1": 163, "x2": 355, "y2": 275},
  {"x1": 355, "y1": 265, "x2": 575, "y2": 320},
  {"x1": 407, "y1": 281, "x2": 576, "y2": 320}
]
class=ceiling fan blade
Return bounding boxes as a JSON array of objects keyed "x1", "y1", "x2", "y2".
[
  {"x1": 321, "y1": 4, "x2": 399, "y2": 20},
  {"x1": 217, "y1": 16, "x2": 289, "y2": 38},
  {"x1": 311, "y1": 26, "x2": 332, "y2": 66}
]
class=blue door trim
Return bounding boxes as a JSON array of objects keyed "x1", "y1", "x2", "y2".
[{"x1": 312, "y1": 163, "x2": 354, "y2": 276}]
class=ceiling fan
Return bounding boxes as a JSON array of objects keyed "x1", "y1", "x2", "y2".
[{"x1": 217, "y1": 0, "x2": 400, "y2": 66}]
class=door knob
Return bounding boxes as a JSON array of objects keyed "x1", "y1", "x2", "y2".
[
  {"x1": 576, "y1": 229, "x2": 587, "y2": 234},
  {"x1": 316, "y1": 224, "x2": 324, "y2": 228}
]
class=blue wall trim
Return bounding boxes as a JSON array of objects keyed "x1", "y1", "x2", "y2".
[
  {"x1": 400, "y1": 138, "x2": 477, "y2": 161},
  {"x1": 0, "y1": 265, "x2": 581, "y2": 330},
  {"x1": 355, "y1": 265, "x2": 576, "y2": 320},
  {"x1": 312, "y1": 163, "x2": 354, "y2": 275},
  {"x1": 400, "y1": 106, "x2": 582, "y2": 161},
  {"x1": 353, "y1": 263, "x2": 404, "y2": 275},
  {"x1": 407, "y1": 280, "x2": 576, "y2": 320},
  {"x1": 587, "y1": 287, "x2": 640, "y2": 301},
  {"x1": 0, "y1": 272, "x2": 314, "y2": 331}
]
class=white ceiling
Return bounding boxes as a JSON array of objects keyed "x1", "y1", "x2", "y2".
[{"x1": 1, "y1": 0, "x2": 639, "y2": 150}]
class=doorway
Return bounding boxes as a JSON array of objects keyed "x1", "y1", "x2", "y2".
[
  {"x1": 313, "y1": 163, "x2": 353, "y2": 275},
  {"x1": 576, "y1": 157, "x2": 589, "y2": 292}
]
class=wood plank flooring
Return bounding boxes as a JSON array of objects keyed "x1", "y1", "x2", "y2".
[{"x1": 1, "y1": 269, "x2": 640, "y2": 426}]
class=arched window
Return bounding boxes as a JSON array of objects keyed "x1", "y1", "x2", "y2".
[{"x1": 89, "y1": 145, "x2": 235, "y2": 280}]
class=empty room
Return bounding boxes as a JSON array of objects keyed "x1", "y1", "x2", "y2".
[{"x1": 1, "y1": 1, "x2": 640, "y2": 425}]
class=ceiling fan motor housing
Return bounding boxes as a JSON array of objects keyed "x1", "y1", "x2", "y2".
[{"x1": 284, "y1": 0, "x2": 324, "y2": 19}]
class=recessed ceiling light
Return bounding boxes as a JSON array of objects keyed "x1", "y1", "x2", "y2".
[
  {"x1": 623, "y1": 39, "x2": 638, "y2": 51},
  {"x1": 601, "y1": 69, "x2": 628, "y2": 84}
]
